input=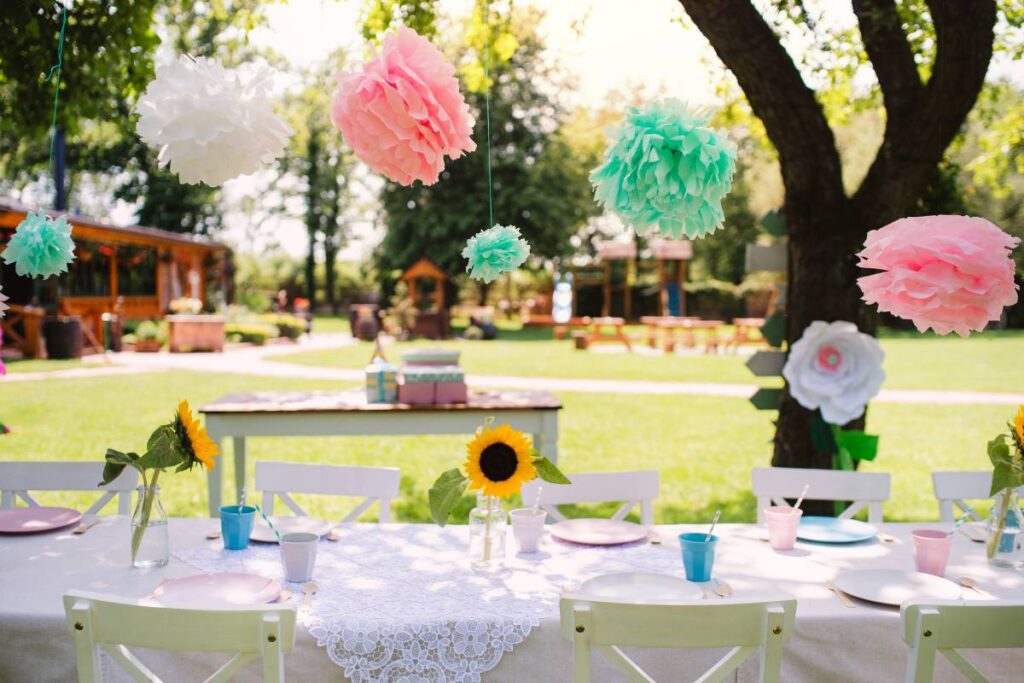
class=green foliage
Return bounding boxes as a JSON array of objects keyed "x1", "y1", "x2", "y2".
[
  {"x1": 225, "y1": 323, "x2": 275, "y2": 346},
  {"x1": 259, "y1": 314, "x2": 306, "y2": 340},
  {"x1": 988, "y1": 433, "x2": 1024, "y2": 495},
  {"x1": 683, "y1": 279, "x2": 743, "y2": 319},
  {"x1": 135, "y1": 321, "x2": 160, "y2": 341},
  {"x1": 532, "y1": 455, "x2": 571, "y2": 485},
  {"x1": 691, "y1": 170, "x2": 761, "y2": 283},
  {"x1": 428, "y1": 468, "x2": 469, "y2": 526},
  {"x1": 361, "y1": 0, "x2": 439, "y2": 43},
  {"x1": 373, "y1": 10, "x2": 599, "y2": 296}
]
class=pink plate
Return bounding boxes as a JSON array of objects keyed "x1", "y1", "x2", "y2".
[
  {"x1": 0, "y1": 507, "x2": 82, "y2": 534},
  {"x1": 549, "y1": 518, "x2": 648, "y2": 546},
  {"x1": 154, "y1": 573, "x2": 282, "y2": 608}
]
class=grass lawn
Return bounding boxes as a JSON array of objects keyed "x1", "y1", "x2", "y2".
[
  {"x1": 0, "y1": 370, "x2": 1011, "y2": 524},
  {"x1": 272, "y1": 326, "x2": 1024, "y2": 393},
  {"x1": 3, "y1": 358, "x2": 85, "y2": 374}
]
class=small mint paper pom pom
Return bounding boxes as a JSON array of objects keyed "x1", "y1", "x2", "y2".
[
  {"x1": 590, "y1": 99, "x2": 736, "y2": 239},
  {"x1": 2, "y1": 211, "x2": 76, "y2": 278},
  {"x1": 462, "y1": 224, "x2": 531, "y2": 283}
]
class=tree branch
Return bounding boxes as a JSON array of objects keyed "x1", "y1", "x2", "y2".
[
  {"x1": 678, "y1": 0, "x2": 845, "y2": 209},
  {"x1": 853, "y1": 0, "x2": 996, "y2": 222},
  {"x1": 852, "y1": 0, "x2": 923, "y2": 123}
]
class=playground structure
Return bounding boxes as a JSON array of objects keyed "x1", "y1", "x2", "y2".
[{"x1": 396, "y1": 257, "x2": 451, "y2": 339}]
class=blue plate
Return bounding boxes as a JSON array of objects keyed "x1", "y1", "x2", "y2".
[{"x1": 796, "y1": 516, "x2": 878, "y2": 544}]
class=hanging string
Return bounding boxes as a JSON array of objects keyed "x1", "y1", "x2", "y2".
[
  {"x1": 483, "y1": 0, "x2": 494, "y2": 231},
  {"x1": 44, "y1": 5, "x2": 69, "y2": 180}
]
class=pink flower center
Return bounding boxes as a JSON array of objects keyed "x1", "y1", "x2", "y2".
[{"x1": 816, "y1": 345, "x2": 843, "y2": 373}]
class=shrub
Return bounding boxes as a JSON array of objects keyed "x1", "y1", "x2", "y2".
[
  {"x1": 224, "y1": 323, "x2": 276, "y2": 346},
  {"x1": 684, "y1": 279, "x2": 743, "y2": 320},
  {"x1": 259, "y1": 314, "x2": 306, "y2": 340},
  {"x1": 136, "y1": 321, "x2": 160, "y2": 341}
]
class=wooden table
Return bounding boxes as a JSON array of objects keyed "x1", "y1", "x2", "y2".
[
  {"x1": 728, "y1": 317, "x2": 766, "y2": 351},
  {"x1": 657, "y1": 318, "x2": 725, "y2": 353},
  {"x1": 640, "y1": 316, "x2": 700, "y2": 348},
  {"x1": 200, "y1": 389, "x2": 562, "y2": 516},
  {"x1": 574, "y1": 316, "x2": 632, "y2": 351}
]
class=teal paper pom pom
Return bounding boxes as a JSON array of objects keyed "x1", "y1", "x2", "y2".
[
  {"x1": 2, "y1": 211, "x2": 76, "y2": 278},
  {"x1": 462, "y1": 224, "x2": 531, "y2": 283},
  {"x1": 590, "y1": 99, "x2": 736, "y2": 239}
]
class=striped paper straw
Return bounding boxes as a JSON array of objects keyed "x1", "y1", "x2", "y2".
[{"x1": 254, "y1": 504, "x2": 281, "y2": 542}]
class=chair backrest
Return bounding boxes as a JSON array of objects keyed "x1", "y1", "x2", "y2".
[
  {"x1": 930, "y1": 471, "x2": 1020, "y2": 522},
  {"x1": 255, "y1": 461, "x2": 401, "y2": 523},
  {"x1": 0, "y1": 462, "x2": 138, "y2": 515},
  {"x1": 902, "y1": 600, "x2": 1024, "y2": 683},
  {"x1": 63, "y1": 590, "x2": 296, "y2": 683},
  {"x1": 561, "y1": 595, "x2": 796, "y2": 683},
  {"x1": 521, "y1": 471, "x2": 659, "y2": 526},
  {"x1": 751, "y1": 467, "x2": 890, "y2": 524}
]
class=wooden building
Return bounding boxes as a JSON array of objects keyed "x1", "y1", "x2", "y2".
[{"x1": 0, "y1": 200, "x2": 231, "y2": 356}]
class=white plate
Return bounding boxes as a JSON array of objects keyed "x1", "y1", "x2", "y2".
[
  {"x1": 154, "y1": 573, "x2": 282, "y2": 608},
  {"x1": 250, "y1": 516, "x2": 334, "y2": 543},
  {"x1": 834, "y1": 569, "x2": 961, "y2": 606},
  {"x1": 960, "y1": 521, "x2": 987, "y2": 543},
  {"x1": 577, "y1": 572, "x2": 704, "y2": 603},
  {"x1": 797, "y1": 517, "x2": 878, "y2": 544},
  {"x1": 549, "y1": 518, "x2": 649, "y2": 546}
]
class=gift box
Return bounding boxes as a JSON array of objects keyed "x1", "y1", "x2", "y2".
[
  {"x1": 401, "y1": 348, "x2": 461, "y2": 367},
  {"x1": 365, "y1": 357, "x2": 398, "y2": 403},
  {"x1": 399, "y1": 365, "x2": 467, "y2": 404}
]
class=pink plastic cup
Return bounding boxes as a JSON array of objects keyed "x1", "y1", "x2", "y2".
[
  {"x1": 764, "y1": 506, "x2": 803, "y2": 551},
  {"x1": 912, "y1": 529, "x2": 951, "y2": 576}
]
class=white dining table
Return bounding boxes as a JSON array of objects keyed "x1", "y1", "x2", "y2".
[{"x1": 1, "y1": 517, "x2": 1022, "y2": 683}]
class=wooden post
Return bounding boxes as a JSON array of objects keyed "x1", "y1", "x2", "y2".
[{"x1": 601, "y1": 262, "x2": 611, "y2": 318}]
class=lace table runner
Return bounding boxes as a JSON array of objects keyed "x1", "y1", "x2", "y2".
[{"x1": 174, "y1": 524, "x2": 678, "y2": 682}]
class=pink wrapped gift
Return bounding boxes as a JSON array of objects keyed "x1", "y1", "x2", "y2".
[
  {"x1": 434, "y1": 381, "x2": 467, "y2": 403},
  {"x1": 399, "y1": 365, "x2": 466, "y2": 404}
]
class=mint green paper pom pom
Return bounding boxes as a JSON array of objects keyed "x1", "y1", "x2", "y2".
[
  {"x1": 462, "y1": 224, "x2": 531, "y2": 283},
  {"x1": 590, "y1": 99, "x2": 736, "y2": 239},
  {"x1": 2, "y1": 211, "x2": 76, "y2": 278}
]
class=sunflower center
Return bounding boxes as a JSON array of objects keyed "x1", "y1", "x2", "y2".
[{"x1": 479, "y1": 443, "x2": 519, "y2": 482}]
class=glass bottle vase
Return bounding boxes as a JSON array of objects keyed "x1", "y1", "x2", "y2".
[
  {"x1": 986, "y1": 487, "x2": 1023, "y2": 568},
  {"x1": 131, "y1": 484, "x2": 169, "y2": 569},
  {"x1": 468, "y1": 493, "x2": 507, "y2": 570}
]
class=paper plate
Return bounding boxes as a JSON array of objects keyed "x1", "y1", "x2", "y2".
[
  {"x1": 578, "y1": 572, "x2": 704, "y2": 603},
  {"x1": 549, "y1": 518, "x2": 648, "y2": 546},
  {"x1": 797, "y1": 516, "x2": 878, "y2": 544},
  {"x1": 250, "y1": 516, "x2": 334, "y2": 544},
  {"x1": 834, "y1": 569, "x2": 961, "y2": 607},
  {"x1": 0, "y1": 507, "x2": 82, "y2": 534},
  {"x1": 154, "y1": 573, "x2": 282, "y2": 608}
]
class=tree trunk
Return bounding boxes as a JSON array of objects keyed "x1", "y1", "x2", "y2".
[{"x1": 304, "y1": 134, "x2": 321, "y2": 308}]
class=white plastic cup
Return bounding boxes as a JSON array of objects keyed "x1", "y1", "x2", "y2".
[
  {"x1": 764, "y1": 506, "x2": 802, "y2": 551},
  {"x1": 280, "y1": 532, "x2": 318, "y2": 582},
  {"x1": 510, "y1": 508, "x2": 546, "y2": 553}
]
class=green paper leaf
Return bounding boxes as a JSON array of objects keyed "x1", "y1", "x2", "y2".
[
  {"x1": 750, "y1": 387, "x2": 783, "y2": 410},
  {"x1": 533, "y1": 455, "x2": 571, "y2": 485},
  {"x1": 760, "y1": 311, "x2": 786, "y2": 348},
  {"x1": 428, "y1": 468, "x2": 469, "y2": 527},
  {"x1": 100, "y1": 449, "x2": 139, "y2": 486},
  {"x1": 135, "y1": 425, "x2": 187, "y2": 470},
  {"x1": 760, "y1": 209, "x2": 787, "y2": 236},
  {"x1": 810, "y1": 415, "x2": 838, "y2": 456},
  {"x1": 835, "y1": 430, "x2": 879, "y2": 462}
]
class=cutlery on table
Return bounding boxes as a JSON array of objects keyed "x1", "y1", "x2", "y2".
[
  {"x1": 327, "y1": 527, "x2": 341, "y2": 542},
  {"x1": 143, "y1": 579, "x2": 168, "y2": 602},
  {"x1": 646, "y1": 529, "x2": 662, "y2": 545},
  {"x1": 302, "y1": 581, "x2": 319, "y2": 609},
  {"x1": 206, "y1": 530, "x2": 222, "y2": 540},
  {"x1": 958, "y1": 525, "x2": 985, "y2": 543},
  {"x1": 72, "y1": 518, "x2": 101, "y2": 535},
  {"x1": 958, "y1": 576, "x2": 993, "y2": 598},
  {"x1": 826, "y1": 579, "x2": 855, "y2": 608},
  {"x1": 876, "y1": 532, "x2": 897, "y2": 543},
  {"x1": 714, "y1": 580, "x2": 733, "y2": 598},
  {"x1": 277, "y1": 589, "x2": 294, "y2": 603}
]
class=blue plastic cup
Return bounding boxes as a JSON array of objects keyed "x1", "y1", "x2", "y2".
[
  {"x1": 679, "y1": 532, "x2": 718, "y2": 582},
  {"x1": 219, "y1": 505, "x2": 256, "y2": 550}
]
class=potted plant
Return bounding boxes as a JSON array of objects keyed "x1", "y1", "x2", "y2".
[{"x1": 134, "y1": 321, "x2": 162, "y2": 352}]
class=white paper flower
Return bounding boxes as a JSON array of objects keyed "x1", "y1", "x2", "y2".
[
  {"x1": 134, "y1": 55, "x2": 292, "y2": 186},
  {"x1": 782, "y1": 320, "x2": 885, "y2": 425}
]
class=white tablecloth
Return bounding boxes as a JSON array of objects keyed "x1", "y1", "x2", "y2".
[{"x1": 1, "y1": 517, "x2": 1022, "y2": 682}]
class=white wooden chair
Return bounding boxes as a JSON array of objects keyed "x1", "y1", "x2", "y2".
[
  {"x1": 931, "y1": 471, "x2": 1021, "y2": 522},
  {"x1": 751, "y1": 467, "x2": 890, "y2": 525},
  {"x1": 561, "y1": 595, "x2": 796, "y2": 683},
  {"x1": 63, "y1": 590, "x2": 296, "y2": 683},
  {"x1": 521, "y1": 470, "x2": 659, "y2": 526},
  {"x1": 0, "y1": 461, "x2": 138, "y2": 515},
  {"x1": 902, "y1": 600, "x2": 1024, "y2": 683},
  {"x1": 255, "y1": 461, "x2": 401, "y2": 523}
]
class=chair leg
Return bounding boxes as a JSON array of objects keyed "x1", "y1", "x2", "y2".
[
  {"x1": 262, "y1": 614, "x2": 285, "y2": 683},
  {"x1": 758, "y1": 606, "x2": 786, "y2": 683},
  {"x1": 906, "y1": 609, "x2": 939, "y2": 683},
  {"x1": 69, "y1": 601, "x2": 102, "y2": 683},
  {"x1": 573, "y1": 604, "x2": 593, "y2": 683}
]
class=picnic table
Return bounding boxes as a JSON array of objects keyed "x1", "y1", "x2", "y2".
[
  {"x1": 640, "y1": 315, "x2": 701, "y2": 348},
  {"x1": 727, "y1": 317, "x2": 767, "y2": 351},
  {"x1": 571, "y1": 316, "x2": 632, "y2": 351},
  {"x1": 200, "y1": 389, "x2": 562, "y2": 516},
  {"x1": 657, "y1": 318, "x2": 726, "y2": 353}
]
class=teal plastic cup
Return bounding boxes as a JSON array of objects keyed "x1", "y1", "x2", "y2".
[
  {"x1": 219, "y1": 505, "x2": 256, "y2": 550},
  {"x1": 679, "y1": 532, "x2": 718, "y2": 582}
]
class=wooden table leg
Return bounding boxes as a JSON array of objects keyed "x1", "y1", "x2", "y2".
[{"x1": 534, "y1": 411, "x2": 559, "y2": 464}]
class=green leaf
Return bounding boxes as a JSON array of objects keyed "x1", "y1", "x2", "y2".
[
  {"x1": 428, "y1": 468, "x2": 469, "y2": 527},
  {"x1": 760, "y1": 209, "x2": 787, "y2": 236},
  {"x1": 809, "y1": 415, "x2": 838, "y2": 456},
  {"x1": 988, "y1": 435, "x2": 1012, "y2": 467},
  {"x1": 749, "y1": 387, "x2": 783, "y2": 410},
  {"x1": 760, "y1": 311, "x2": 786, "y2": 348},
  {"x1": 533, "y1": 455, "x2": 571, "y2": 485},
  {"x1": 100, "y1": 449, "x2": 139, "y2": 486},
  {"x1": 135, "y1": 425, "x2": 187, "y2": 470},
  {"x1": 991, "y1": 462, "x2": 1017, "y2": 497},
  {"x1": 835, "y1": 430, "x2": 879, "y2": 462}
]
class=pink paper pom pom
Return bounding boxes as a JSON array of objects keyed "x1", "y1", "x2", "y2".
[
  {"x1": 332, "y1": 25, "x2": 476, "y2": 186},
  {"x1": 857, "y1": 215, "x2": 1020, "y2": 337}
]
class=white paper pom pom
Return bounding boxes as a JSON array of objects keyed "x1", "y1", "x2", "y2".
[{"x1": 134, "y1": 56, "x2": 293, "y2": 186}]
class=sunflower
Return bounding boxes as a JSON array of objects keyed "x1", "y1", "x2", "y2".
[
  {"x1": 175, "y1": 400, "x2": 219, "y2": 470},
  {"x1": 1013, "y1": 404, "x2": 1024, "y2": 451},
  {"x1": 464, "y1": 424, "x2": 536, "y2": 498}
]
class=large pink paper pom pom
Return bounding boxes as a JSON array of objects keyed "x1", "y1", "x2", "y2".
[
  {"x1": 857, "y1": 215, "x2": 1020, "y2": 337},
  {"x1": 332, "y1": 25, "x2": 476, "y2": 186}
]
